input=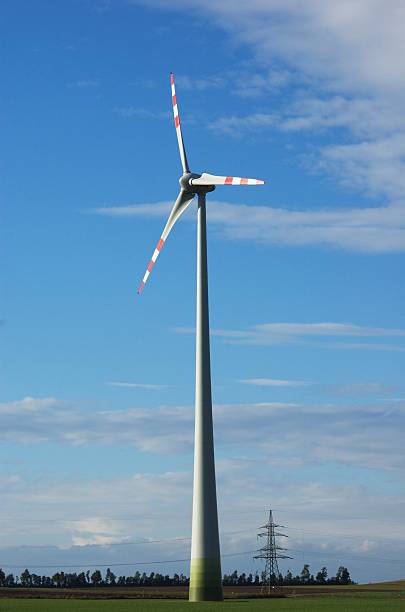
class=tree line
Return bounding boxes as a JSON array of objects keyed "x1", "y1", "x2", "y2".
[
  {"x1": 0, "y1": 565, "x2": 352, "y2": 588},
  {"x1": 224, "y1": 565, "x2": 352, "y2": 586}
]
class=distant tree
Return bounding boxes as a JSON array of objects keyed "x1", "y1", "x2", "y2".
[
  {"x1": 0, "y1": 566, "x2": 354, "y2": 591},
  {"x1": 105, "y1": 568, "x2": 116, "y2": 586},
  {"x1": 300, "y1": 564, "x2": 311, "y2": 584},
  {"x1": 20, "y1": 569, "x2": 32, "y2": 587},
  {"x1": 5, "y1": 574, "x2": 15, "y2": 587},
  {"x1": 31, "y1": 574, "x2": 41, "y2": 587},
  {"x1": 91, "y1": 570, "x2": 102, "y2": 587},
  {"x1": 336, "y1": 566, "x2": 351, "y2": 585},
  {"x1": 52, "y1": 573, "x2": 61, "y2": 588},
  {"x1": 43, "y1": 575, "x2": 52, "y2": 587},
  {"x1": 316, "y1": 567, "x2": 328, "y2": 584},
  {"x1": 284, "y1": 570, "x2": 293, "y2": 585}
]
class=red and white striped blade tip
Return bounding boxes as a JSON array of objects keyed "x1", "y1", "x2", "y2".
[
  {"x1": 190, "y1": 173, "x2": 266, "y2": 186},
  {"x1": 219, "y1": 176, "x2": 265, "y2": 186},
  {"x1": 138, "y1": 237, "x2": 165, "y2": 296}
]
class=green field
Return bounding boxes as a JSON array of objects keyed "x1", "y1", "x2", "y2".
[
  {"x1": 1, "y1": 582, "x2": 405, "y2": 612},
  {"x1": 1, "y1": 594, "x2": 405, "y2": 612}
]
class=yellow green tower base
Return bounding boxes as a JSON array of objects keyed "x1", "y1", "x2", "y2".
[{"x1": 189, "y1": 557, "x2": 223, "y2": 601}]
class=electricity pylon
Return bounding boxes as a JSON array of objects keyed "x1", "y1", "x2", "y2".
[{"x1": 254, "y1": 509, "x2": 292, "y2": 595}]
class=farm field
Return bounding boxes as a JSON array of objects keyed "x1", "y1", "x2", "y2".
[
  {"x1": 0, "y1": 582, "x2": 404, "y2": 612},
  {"x1": 0, "y1": 592, "x2": 405, "y2": 612}
]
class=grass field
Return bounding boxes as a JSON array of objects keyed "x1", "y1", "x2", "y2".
[
  {"x1": 1, "y1": 582, "x2": 404, "y2": 612},
  {"x1": 1, "y1": 592, "x2": 405, "y2": 612}
]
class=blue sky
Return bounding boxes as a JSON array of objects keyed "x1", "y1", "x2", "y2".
[{"x1": 1, "y1": 0, "x2": 405, "y2": 583}]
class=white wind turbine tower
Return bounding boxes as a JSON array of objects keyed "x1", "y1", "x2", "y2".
[{"x1": 139, "y1": 73, "x2": 265, "y2": 602}]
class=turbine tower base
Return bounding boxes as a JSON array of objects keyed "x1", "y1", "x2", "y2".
[{"x1": 189, "y1": 557, "x2": 223, "y2": 601}]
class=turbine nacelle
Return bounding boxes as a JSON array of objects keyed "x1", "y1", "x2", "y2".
[{"x1": 179, "y1": 172, "x2": 216, "y2": 194}]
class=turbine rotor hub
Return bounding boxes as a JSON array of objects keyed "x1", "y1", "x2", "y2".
[{"x1": 179, "y1": 172, "x2": 215, "y2": 194}]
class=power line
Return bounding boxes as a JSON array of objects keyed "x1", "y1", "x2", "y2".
[
  {"x1": 1, "y1": 503, "x2": 404, "y2": 523},
  {"x1": 1, "y1": 547, "x2": 405, "y2": 570},
  {"x1": 288, "y1": 548, "x2": 405, "y2": 566},
  {"x1": 2, "y1": 525, "x2": 402, "y2": 551},
  {"x1": 0, "y1": 550, "x2": 257, "y2": 570},
  {"x1": 0, "y1": 529, "x2": 252, "y2": 550}
]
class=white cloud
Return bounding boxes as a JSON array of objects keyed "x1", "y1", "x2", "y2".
[
  {"x1": 115, "y1": 107, "x2": 170, "y2": 120},
  {"x1": 70, "y1": 79, "x2": 99, "y2": 88},
  {"x1": 106, "y1": 382, "x2": 167, "y2": 390},
  {"x1": 211, "y1": 112, "x2": 278, "y2": 135},
  {"x1": 239, "y1": 322, "x2": 405, "y2": 338},
  {"x1": 93, "y1": 198, "x2": 405, "y2": 253},
  {"x1": 1, "y1": 395, "x2": 404, "y2": 578},
  {"x1": 239, "y1": 378, "x2": 308, "y2": 387},
  {"x1": 95, "y1": 201, "x2": 171, "y2": 218},
  {"x1": 1, "y1": 460, "x2": 405, "y2": 582},
  {"x1": 319, "y1": 135, "x2": 405, "y2": 200},
  {"x1": 129, "y1": 0, "x2": 405, "y2": 253},
  {"x1": 323, "y1": 383, "x2": 398, "y2": 396},
  {"x1": 138, "y1": 1, "x2": 405, "y2": 96},
  {"x1": 68, "y1": 517, "x2": 130, "y2": 547},
  {"x1": 174, "y1": 74, "x2": 226, "y2": 91},
  {"x1": 177, "y1": 321, "x2": 405, "y2": 350},
  {"x1": 1, "y1": 396, "x2": 405, "y2": 473}
]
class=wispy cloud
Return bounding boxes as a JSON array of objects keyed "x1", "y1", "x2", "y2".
[
  {"x1": 210, "y1": 112, "x2": 278, "y2": 135},
  {"x1": 69, "y1": 79, "x2": 100, "y2": 88},
  {"x1": 176, "y1": 321, "x2": 405, "y2": 351},
  {"x1": 95, "y1": 201, "x2": 171, "y2": 217},
  {"x1": 175, "y1": 74, "x2": 226, "y2": 91},
  {"x1": 69, "y1": 517, "x2": 129, "y2": 547},
  {"x1": 2, "y1": 464, "x2": 404, "y2": 582},
  {"x1": 2, "y1": 392, "x2": 405, "y2": 578},
  {"x1": 115, "y1": 107, "x2": 170, "y2": 120},
  {"x1": 106, "y1": 381, "x2": 167, "y2": 390},
  {"x1": 239, "y1": 378, "x2": 308, "y2": 387},
  {"x1": 92, "y1": 198, "x2": 405, "y2": 254},
  {"x1": 323, "y1": 383, "x2": 399, "y2": 396},
  {"x1": 131, "y1": 1, "x2": 405, "y2": 250},
  {"x1": 2, "y1": 395, "x2": 405, "y2": 470}
]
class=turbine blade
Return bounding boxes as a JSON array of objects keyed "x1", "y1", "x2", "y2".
[
  {"x1": 171, "y1": 73, "x2": 189, "y2": 173},
  {"x1": 190, "y1": 172, "x2": 265, "y2": 186},
  {"x1": 138, "y1": 190, "x2": 195, "y2": 294}
]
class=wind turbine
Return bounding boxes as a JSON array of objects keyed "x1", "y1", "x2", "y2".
[{"x1": 138, "y1": 73, "x2": 265, "y2": 602}]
